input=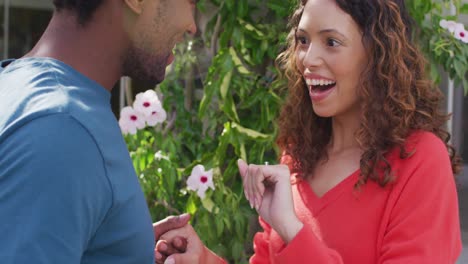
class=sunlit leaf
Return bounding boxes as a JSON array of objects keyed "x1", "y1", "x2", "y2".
[{"x1": 231, "y1": 122, "x2": 271, "y2": 140}]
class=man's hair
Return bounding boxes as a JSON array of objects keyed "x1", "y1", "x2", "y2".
[{"x1": 53, "y1": 0, "x2": 104, "y2": 25}]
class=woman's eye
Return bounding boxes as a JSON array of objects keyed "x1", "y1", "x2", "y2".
[
  {"x1": 296, "y1": 36, "x2": 308, "y2": 45},
  {"x1": 326, "y1": 38, "x2": 341, "y2": 47}
]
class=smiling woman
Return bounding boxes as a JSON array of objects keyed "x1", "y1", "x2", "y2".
[
  {"x1": 294, "y1": 0, "x2": 367, "y2": 118},
  {"x1": 277, "y1": 0, "x2": 461, "y2": 187}
]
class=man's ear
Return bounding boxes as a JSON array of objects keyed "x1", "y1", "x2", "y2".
[{"x1": 123, "y1": 0, "x2": 145, "y2": 14}]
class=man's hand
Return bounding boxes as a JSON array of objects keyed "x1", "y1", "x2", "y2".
[
  {"x1": 156, "y1": 224, "x2": 225, "y2": 264},
  {"x1": 154, "y1": 214, "x2": 191, "y2": 263},
  {"x1": 154, "y1": 214, "x2": 191, "y2": 240}
]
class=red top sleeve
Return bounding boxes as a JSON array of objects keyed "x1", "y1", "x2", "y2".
[
  {"x1": 250, "y1": 217, "x2": 344, "y2": 263},
  {"x1": 250, "y1": 218, "x2": 272, "y2": 264}
]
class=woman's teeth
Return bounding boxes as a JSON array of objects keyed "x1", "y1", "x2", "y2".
[
  {"x1": 305, "y1": 79, "x2": 336, "y2": 86},
  {"x1": 305, "y1": 79, "x2": 336, "y2": 90}
]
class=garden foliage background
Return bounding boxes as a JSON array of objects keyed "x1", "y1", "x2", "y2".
[{"x1": 123, "y1": 0, "x2": 468, "y2": 263}]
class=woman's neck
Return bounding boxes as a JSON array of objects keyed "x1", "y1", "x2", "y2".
[{"x1": 329, "y1": 111, "x2": 361, "y2": 153}]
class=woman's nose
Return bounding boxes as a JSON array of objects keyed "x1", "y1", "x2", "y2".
[{"x1": 301, "y1": 44, "x2": 323, "y2": 69}]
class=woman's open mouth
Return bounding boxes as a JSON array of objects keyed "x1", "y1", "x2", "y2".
[{"x1": 305, "y1": 78, "x2": 337, "y2": 102}]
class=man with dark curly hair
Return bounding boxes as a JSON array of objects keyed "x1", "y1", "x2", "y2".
[{"x1": 0, "y1": 0, "x2": 196, "y2": 263}]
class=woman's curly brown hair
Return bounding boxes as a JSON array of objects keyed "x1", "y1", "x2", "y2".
[{"x1": 276, "y1": 0, "x2": 461, "y2": 187}]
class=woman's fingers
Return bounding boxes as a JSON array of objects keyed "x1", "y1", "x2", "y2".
[
  {"x1": 238, "y1": 159, "x2": 287, "y2": 210},
  {"x1": 240, "y1": 159, "x2": 256, "y2": 209},
  {"x1": 237, "y1": 159, "x2": 250, "y2": 202},
  {"x1": 248, "y1": 164, "x2": 257, "y2": 208},
  {"x1": 254, "y1": 166, "x2": 266, "y2": 210},
  {"x1": 248, "y1": 165, "x2": 255, "y2": 209},
  {"x1": 238, "y1": 160, "x2": 266, "y2": 210}
]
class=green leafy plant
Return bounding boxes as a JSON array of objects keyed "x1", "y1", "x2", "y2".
[{"x1": 407, "y1": 0, "x2": 468, "y2": 93}]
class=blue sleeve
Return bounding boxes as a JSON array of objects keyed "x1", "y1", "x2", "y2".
[{"x1": 0, "y1": 114, "x2": 112, "y2": 264}]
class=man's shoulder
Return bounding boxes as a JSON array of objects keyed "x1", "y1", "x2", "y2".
[
  {"x1": 0, "y1": 57, "x2": 113, "y2": 140},
  {"x1": 0, "y1": 59, "x2": 68, "y2": 135},
  {"x1": 0, "y1": 57, "x2": 65, "y2": 86},
  {"x1": 1, "y1": 114, "x2": 99, "y2": 154}
]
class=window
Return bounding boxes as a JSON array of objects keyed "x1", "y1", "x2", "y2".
[{"x1": 0, "y1": 1, "x2": 53, "y2": 59}]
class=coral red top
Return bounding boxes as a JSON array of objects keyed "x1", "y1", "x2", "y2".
[{"x1": 249, "y1": 131, "x2": 462, "y2": 264}]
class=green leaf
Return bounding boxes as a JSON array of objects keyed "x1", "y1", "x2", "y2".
[
  {"x1": 196, "y1": 0, "x2": 207, "y2": 12},
  {"x1": 231, "y1": 241, "x2": 244, "y2": 261},
  {"x1": 230, "y1": 47, "x2": 250, "y2": 74},
  {"x1": 199, "y1": 79, "x2": 218, "y2": 118},
  {"x1": 454, "y1": 60, "x2": 464, "y2": 78},
  {"x1": 231, "y1": 122, "x2": 271, "y2": 140},
  {"x1": 198, "y1": 49, "x2": 233, "y2": 118},
  {"x1": 165, "y1": 167, "x2": 176, "y2": 196},
  {"x1": 237, "y1": 0, "x2": 248, "y2": 17},
  {"x1": 223, "y1": 217, "x2": 232, "y2": 232},
  {"x1": 222, "y1": 93, "x2": 240, "y2": 122},
  {"x1": 267, "y1": 0, "x2": 293, "y2": 17},
  {"x1": 240, "y1": 143, "x2": 247, "y2": 162},
  {"x1": 225, "y1": 0, "x2": 234, "y2": 11},
  {"x1": 215, "y1": 216, "x2": 224, "y2": 236},
  {"x1": 201, "y1": 197, "x2": 216, "y2": 213},
  {"x1": 215, "y1": 123, "x2": 231, "y2": 163},
  {"x1": 460, "y1": 3, "x2": 468, "y2": 14},
  {"x1": 220, "y1": 70, "x2": 233, "y2": 99},
  {"x1": 186, "y1": 196, "x2": 197, "y2": 215},
  {"x1": 238, "y1": 19, "x2": 265, "y2": 38},
  {"x1": 234, "y1": 214, "x2": 244, "y2": 237},
  {"x1": 138, "y1": 153, "x2": 146, "y2": 172}
]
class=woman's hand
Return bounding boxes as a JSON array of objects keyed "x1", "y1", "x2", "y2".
[{"x1": 238, "y1": 159, "x2": 303, "y2": 243}]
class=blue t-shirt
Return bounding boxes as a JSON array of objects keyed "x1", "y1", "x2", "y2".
[{"x1": 0, "y1": 58, "x2": 154, "y2": 263}]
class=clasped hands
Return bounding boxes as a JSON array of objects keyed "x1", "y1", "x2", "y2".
[{"x1": 154, "y1": 159, "x2": 303, "y2": 264}]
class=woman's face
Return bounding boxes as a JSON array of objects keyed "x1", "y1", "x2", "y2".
[{"x1": 295, "y1": 0, "x2": 368, "y2": 119}]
